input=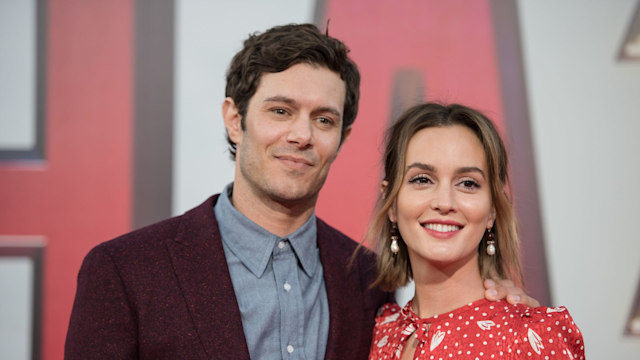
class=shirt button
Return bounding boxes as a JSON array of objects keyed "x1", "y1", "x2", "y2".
[
  {"x1": 283, "y1": 282, "x2": 292, "y2": 292},
  {"x1": 287, "y1": 345, "x2": 294, "y2": 353},
  {"x1": 278, "y1": 241, "x2": 286, "y2": 249}
]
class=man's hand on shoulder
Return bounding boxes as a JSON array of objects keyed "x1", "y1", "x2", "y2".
[{"x1": 483, "y1": 278, "x2": 540, "y2": 307}]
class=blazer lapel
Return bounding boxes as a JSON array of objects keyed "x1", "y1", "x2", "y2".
[
  {"x1": 317, "y1": 220, "x2": 367, "y2": 359},
  {"x1": 165, "y1": 195, "x2": 251, "y2": 359}
]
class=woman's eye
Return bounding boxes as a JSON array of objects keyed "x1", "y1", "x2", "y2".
[
  {"x1": 408, "y1": 175, "x2": 432, "y2": 184},
  {"x1": 460, "y1": 179, "x2": 480, "y2": 189}
]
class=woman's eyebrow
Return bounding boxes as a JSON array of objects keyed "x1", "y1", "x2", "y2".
[{"x1": 455, "y1": 166, "x2": 486, "y2": 179}]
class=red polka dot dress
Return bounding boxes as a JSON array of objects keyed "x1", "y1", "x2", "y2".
[{"x1": 369, "y1": 298, "x2": 584, "y2": 359}]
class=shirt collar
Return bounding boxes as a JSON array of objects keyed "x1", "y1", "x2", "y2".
[{"x1": 214, "y1": 183, "x2": 319, "y2": 277}]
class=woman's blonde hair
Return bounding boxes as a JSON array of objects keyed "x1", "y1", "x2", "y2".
[{"x1": 368, "y1": 103, "x2": 523, "y2": 292}]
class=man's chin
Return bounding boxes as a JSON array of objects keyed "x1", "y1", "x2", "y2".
[{"x1": 269, "y1": 187, "x2": 319, "y2": 207}]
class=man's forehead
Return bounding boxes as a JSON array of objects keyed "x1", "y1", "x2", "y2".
[{"x1": 253, "y1": 65, "x2": 346, "y2": 110}]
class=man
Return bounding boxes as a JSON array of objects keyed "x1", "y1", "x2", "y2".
[{"x1": 65, "y1": 23, "x2": 535, "y2": 359}]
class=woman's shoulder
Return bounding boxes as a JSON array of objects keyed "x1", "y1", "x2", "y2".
[
  {"x1": 511, "y1": 303, "x2": 582, "y2": 332},
  {"x1": 493, "y1": 302, "x2": 585, "y2": 359},
  {"x1": 374, "y1": 302, "x2": 403, "y2": 324}
]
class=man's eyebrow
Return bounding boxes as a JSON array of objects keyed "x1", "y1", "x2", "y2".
[
  {"x1": 264, "y1": 95, "x2": 296, "y2": 105},
  {"x1": 314, "y1": 106, "x2": 342, "y2": 118},
  {"x1": 264, "y1": 96, "x2": 342, "y2": 118}
]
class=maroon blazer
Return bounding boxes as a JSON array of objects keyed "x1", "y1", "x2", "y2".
[{"x1": 65, "y1": 195, "x2": 392, "y2": 359}]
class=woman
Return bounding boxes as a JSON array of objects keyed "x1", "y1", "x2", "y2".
[{"x1": 368, "y1": 103, "x2": 584, "y2": 359}]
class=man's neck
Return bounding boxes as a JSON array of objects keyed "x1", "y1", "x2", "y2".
[{"x1": 229, "y1": 184, "x2": 317, "y2": 238}]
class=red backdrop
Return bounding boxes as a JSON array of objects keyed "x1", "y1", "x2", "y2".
[
  {"x1": 317, "y1": 0, "x2": 506, "y2": 244},
  {"x1": 0, "y1": 1, "x2": 133, "y2": 358},
  {"x1": 0, "y1": 1, "x2": 525, "y2": 358}
]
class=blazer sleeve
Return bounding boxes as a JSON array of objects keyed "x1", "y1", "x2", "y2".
[{"x1": 65, "y1": 244, "x2": 139, "y2": 359}]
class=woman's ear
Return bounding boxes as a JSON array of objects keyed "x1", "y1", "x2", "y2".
[
  {"x1": 222, "y1": 97, "x2": 242, "y2": 144},
  {"x1": 387, "y1": 206, "x2": 397, "y2": 223},
  {"x1": 380, "y1": 180, "x2": 389, "y2": 198},
  {"x1": 487, "y1": 206, "x2": 496, "y2": 229},
  {"x1": 382, "y1": 180, "x2": 398, "y2": 223}
]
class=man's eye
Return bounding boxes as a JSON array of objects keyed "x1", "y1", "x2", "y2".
[
  {"x1": 317, "y1": 117, "x2": 333, "y2": 125},
  {"x1": 273, "y1": 108, "x2": 287, "y2": 115}
]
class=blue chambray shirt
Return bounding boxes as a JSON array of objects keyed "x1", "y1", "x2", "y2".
[{"x1": 214, "y1": 184, "x2": 329, "y2": 359}]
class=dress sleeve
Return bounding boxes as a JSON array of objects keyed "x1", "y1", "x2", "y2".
[
  {"x1": 369, "y1": 303, "x2": 402, "y2": 360},
  {"x1": 373, "y1": 302, "x2": 402, "y2": 325},
  {"x1": 510, "y1": 306, "x2": 585, "y2": 359}
]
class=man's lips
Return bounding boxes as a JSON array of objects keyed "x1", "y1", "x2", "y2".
[{"x1": 276, "y1": 155, "x2": 314, "y2": 167}]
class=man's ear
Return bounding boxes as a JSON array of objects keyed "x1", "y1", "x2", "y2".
[
  {"x1": 222, "y1": 97, "x2": 242, "y2": 144},
  {"x1": 336, "y1": 126, "x2": 352, "y2": 154},
  {"x1": 341, "y1": 126, "x2": 352, "y2": 144}
]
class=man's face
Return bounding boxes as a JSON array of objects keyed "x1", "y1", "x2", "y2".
[{"x1": 224, "y1": 63, "x2": 350, "y2": 209}]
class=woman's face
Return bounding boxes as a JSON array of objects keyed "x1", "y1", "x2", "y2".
[{"x1": 389, "y1": 125, "x2": 495, "y2": 272}]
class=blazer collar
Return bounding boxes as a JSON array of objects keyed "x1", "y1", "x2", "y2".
[
  {"x1": 165, "y1": 196, "x2": 377, "y2": 360},
  {"x1": 165, "y1": 195, "x2": 251, "y2": 359},
  {"x1": 317, "y1": 218, "x2": 368, "y2": 359}
]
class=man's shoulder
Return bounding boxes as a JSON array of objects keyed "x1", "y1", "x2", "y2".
[
  {"x1": 92, "y1": 195, "x2": 220, "y2": 258},
  {"x1": 316, "y1": 217, "x2": 376, "y2": 262},
  {"x1": 315, "y1": 218, "x2": 365, "y2": 248},
  {"x1": 316, "y1": 217, "x2": 392, "y2": 306},
  {"x1": 316, "y1": 218, "x2": 355, "y2": 244}
]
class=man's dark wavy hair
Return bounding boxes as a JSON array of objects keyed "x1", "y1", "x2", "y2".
[{"x1": 225, "y1": 23, "x2": 360, "y2": 159}]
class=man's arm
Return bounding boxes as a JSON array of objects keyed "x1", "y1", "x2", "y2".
[
  {"x1": 65, "y1": 245, "x2": 138, "y2": 359},
  {"x1": 483, "y1": 278, "x2": 540, "y2": 307}
]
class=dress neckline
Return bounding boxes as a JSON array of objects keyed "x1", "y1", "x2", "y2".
[{"x1": 402, "y1": 297, "x2": 496, "y2": 323}]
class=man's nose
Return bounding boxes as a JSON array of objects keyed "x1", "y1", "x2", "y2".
[{"x1": 286, "y1": 116, "x2": 313, "y2": 148}]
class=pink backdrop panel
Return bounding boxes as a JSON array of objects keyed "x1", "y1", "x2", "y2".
[
  {"x1": 0, "y1": 1, "x2": 134, "y2": 358},
  {"x1": 316, "y1": 0, "x2": 506, "y2": 244}
]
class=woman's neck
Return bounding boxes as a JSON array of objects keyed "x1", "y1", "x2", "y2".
[{"x1": 410, "y1": 258, "x2": 486, "y2": 319}]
